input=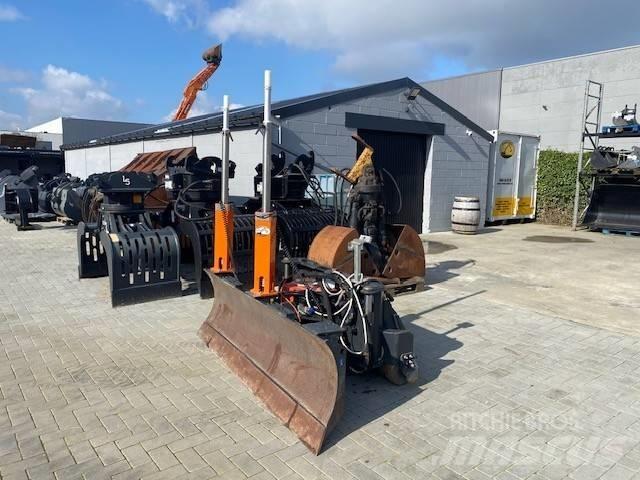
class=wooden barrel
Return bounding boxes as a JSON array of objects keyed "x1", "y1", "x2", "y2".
[{"x1": 451, "y1": 196, "x2": 480, "y2": 234}]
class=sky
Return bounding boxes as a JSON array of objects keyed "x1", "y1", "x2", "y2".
[{"x1": 1, "y1": 0, "x2": 639, "y2": 130}]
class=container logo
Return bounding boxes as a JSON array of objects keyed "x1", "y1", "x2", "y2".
[{"x1": 500, "y1": 140, "x2": 515, "y2": 159}]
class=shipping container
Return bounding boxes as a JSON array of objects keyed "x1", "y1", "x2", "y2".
[{"x1": 486, "y1": 131, "x2": 540, "y2": 222}]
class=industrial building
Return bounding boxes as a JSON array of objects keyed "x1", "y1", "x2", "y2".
[
  {"x1": 25, "y1": 117, "x2": 151, "y2": 150},
  {"x1": 63, "y1": 77, "x2": 493, "y2": 233},
  {"x1": 424, "y1": 44, "x2": 640, "y2": 151}
]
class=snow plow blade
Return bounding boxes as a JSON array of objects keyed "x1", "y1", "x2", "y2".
[
  {"x1": 583, "y1": 175, "x2": 640, "y2": 231},
  {"x1": 198, "y1": 271, "x2": 345, "y2": 454}
]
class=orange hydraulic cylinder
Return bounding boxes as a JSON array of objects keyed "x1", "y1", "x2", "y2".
[
  {"x1": 213, "y1": 203, "x2": 234, "y2": 274},
  {"x1": 250, "y1": 211, "x2": 278, "y2": 297}
]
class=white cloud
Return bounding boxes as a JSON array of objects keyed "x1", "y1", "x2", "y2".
[
  {"x1": 163, "y1": 91, "x2": 244, "y2": 121},
  {"x1": 0, "y1": 65, "x2": 29, "y2": 83},
  {"x1": 12, "y1": 65, "x2": 126, "y2": 125},
  {"x1": 0, "y1": 4, "x2": 23, "y2": 21},
  {"x1": 0, "y1": 110, "x2": 23, "y2": 130},
  {"x1": 205, "y1": 0, "x2": 640, "y2": 81},
  {"x1": 141, "y1": 0, "x2": 209, "y2": 27}
]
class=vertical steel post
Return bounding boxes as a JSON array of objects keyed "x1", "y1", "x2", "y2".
[
  {"x1": 213, "y1": 94, "x2": 234, "y2": 274},
  {"x1": 262, "y1": 70, "x2": 272, "y2": 213},
  {"x1": 251, "y1": 70, "x2": 277, "y2": 297},
  {"x1": 221, "y1": 94, "x2": 230, "y2": 205}
]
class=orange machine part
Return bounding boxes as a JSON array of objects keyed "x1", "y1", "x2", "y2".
[
  {"x1": 250, "y1": 211, "x2": 278, "y2": 297},
  {"x1": 213, "y1": 203, "x2": 234, "y2": 274}
]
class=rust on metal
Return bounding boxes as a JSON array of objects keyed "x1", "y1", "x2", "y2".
[
  {"x1": 307, "y1": 226, "x2": 358, "y2": 274},
  {"x1": 382, "y1": 225, "x2": 426, "y2": 279},
  {"x1": 120, "y1": 147, "x2": 198, "y2": 210},
  {"x1": 199, "y1": 272, "x2": 343, "y2": 454},
  {"x1": 120, "y1": 147, "x2": 197, "y2": 177}
]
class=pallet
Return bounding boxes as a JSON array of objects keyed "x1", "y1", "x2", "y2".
[
  {"x1": 383, "y1": 276, "x2": 425, "y2": 296},
  {"x1": 601, "y1": 124, "x2": 640, "y2": 135},
  {"x1": 601, "y1": 228, "x2": 640, "y2": 237},
  {"x1": 56, "y1": 216, "x2": 77, "y2": 226}
]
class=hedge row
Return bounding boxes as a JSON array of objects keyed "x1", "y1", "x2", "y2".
[{"x1": 536, "y1": 149, "x2": 589, "y2": 225}]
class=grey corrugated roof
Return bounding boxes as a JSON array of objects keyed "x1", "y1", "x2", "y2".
[{"x1": 62, "y1": 77, "x2": 492, "y2": 149}]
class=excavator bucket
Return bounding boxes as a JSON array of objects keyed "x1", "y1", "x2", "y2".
[
  {"x1": 199, "y1": 272, "x2": 345, "y2": 454},
  {"x1": 202, "y1": 44, "x2": 222, "y2": 65},
  {"x1": 583, "y1": 174, "x2": 640, "y2": 232},
  {"x1": 382, "y1": 225, "x2": 426, "y2": 279}
]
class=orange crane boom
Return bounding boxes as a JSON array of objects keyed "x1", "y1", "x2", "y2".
[{"x1": 173, "y1": 44, "x2": 223, "y2": 121}]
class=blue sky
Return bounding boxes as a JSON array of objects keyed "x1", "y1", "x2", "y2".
[{"x1": 1, "y1": 0, "x2": 638, "y2": 129}]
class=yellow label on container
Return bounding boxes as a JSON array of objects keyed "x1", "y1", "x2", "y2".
[
  {"x1": 517, "y1": 196, "x2": 534, "y2": 216},
  {"x1": 492, "y1": 197, "x2": 515, "y2": 217}
]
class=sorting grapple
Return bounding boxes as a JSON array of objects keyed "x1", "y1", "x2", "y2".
[{"x1": 77, "y1": 172, "x2": 181, "y2": 306}]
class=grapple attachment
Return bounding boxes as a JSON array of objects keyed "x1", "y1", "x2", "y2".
[{"x1": 199, "y1": 272, "x2": 345, "y2": 454}]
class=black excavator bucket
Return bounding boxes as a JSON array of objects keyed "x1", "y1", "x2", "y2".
[
  {"x1": 199, "y1": 272, "x2": 345, "y2": 454},
  {"x1": 583, "y1": 174, "x2": 640, "y2": 232}
]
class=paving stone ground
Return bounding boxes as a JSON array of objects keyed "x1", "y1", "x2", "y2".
[{"x1": 1, "y1": 220, "x2": 640, "y2": 479}]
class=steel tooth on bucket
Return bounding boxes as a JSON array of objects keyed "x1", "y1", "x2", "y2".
[{"x1": 198, "y1": 271, "x2": 344, "y2": 454}]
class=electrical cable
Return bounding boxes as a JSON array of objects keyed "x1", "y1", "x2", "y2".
[{"x1": 382, "y1": 168, "x2": 403, "y2": 215}]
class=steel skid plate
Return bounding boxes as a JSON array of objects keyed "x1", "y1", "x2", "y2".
[
  {"x1": 199, "y1": 272, "x2": 344, "y2": 454},
  {"x1": 101, "y1": 227, "x2": 182, "y2": 306}
]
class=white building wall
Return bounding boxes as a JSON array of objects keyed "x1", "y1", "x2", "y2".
[
  {"x1": 109, "y1": 142, "x2": 144, "y2": 170},
  {"x1": 26, "y1": 118, "x2": 64, "y2": 134},
  {"x1": 65, "y1": 149, "x2": 86, "y2": 178},
  {"x1": 500, "y1": 44, "x2": 640, "y2": 151},
  {"x1": 142, "y1": 136, "x2": 193, "y2": 152},
  {"x1": 85, "y1": 146, "x2": 110, "y2": 175},
  {"x1": 65, "y1": 129, "x2": 263, "y2": 197}
]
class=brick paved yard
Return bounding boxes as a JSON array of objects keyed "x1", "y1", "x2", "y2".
[{"x1": 1, "y1": 220, "x2": 640, "y2": 480}]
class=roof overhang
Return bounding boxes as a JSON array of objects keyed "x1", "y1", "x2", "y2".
[{"x1": 345, "y1": 112, "x2": 445, "y2": 136}]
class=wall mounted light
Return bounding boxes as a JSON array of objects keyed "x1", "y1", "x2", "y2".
[{"x1": 405, "y1": 87, "x2": 421, "y2": 101}]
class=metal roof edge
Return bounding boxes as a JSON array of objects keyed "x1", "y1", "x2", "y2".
[{"x1": 63, "y1": 76, "x2": 494, "y2": 148}]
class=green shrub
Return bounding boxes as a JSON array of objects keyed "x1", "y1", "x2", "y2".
[{"x1": 536, "y1": 149, "x2": 589, "y2": 225}]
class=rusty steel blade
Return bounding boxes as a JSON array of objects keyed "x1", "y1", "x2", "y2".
[
  {"x1": 199, "y1": 271, "x2": 343, "y2": 454},
  {"x1": 382, "y1": 225, "x2": 426, "y2": 279}
]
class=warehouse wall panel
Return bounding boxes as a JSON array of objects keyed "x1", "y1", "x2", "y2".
[
  {"x1": 85, "y1": 146, "x2": 110, "y2": 177},
  {"x1": 500, "y1": 45, "x2": 640, "y2": 151},
  {"x1": 422, "y1": 70, "x2": 502, "y2": 131},
  {"x1": 109, "y1": 141, "x2": 144, "y2": 170},
  {"x1": 65, "y1": 149, "x2": 86, "y2": 178}
]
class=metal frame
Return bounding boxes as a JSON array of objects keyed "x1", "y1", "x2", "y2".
[{"x1": 572, "y1": 80, "x2": 604, "y2": 230}]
